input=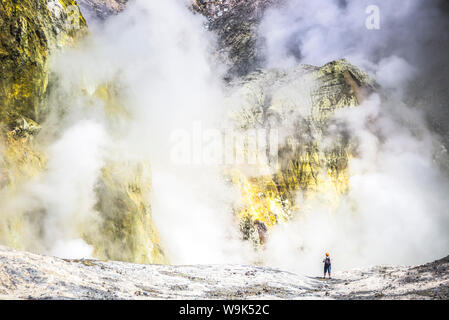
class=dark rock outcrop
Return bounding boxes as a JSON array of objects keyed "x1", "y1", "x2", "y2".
[
  {"x1": 192, "y1": 0, "x2": 282, "y2": 77},
  {"x1": 77, "y1": 0, "x2": 127, "y2": 19}
]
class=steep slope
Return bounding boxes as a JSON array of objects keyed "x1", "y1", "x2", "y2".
[{"x1": 0, "y1": 0, "x2": 166, "y2": 265}]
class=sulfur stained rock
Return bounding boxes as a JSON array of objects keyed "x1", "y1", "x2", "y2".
[
  {"x1": 192, "y1": 0, "x2": 282, "y2": 77},
  {"x1": 76, "y1": 81, "x2": 167, "y2": 264},
  {"x1": 228, "y1": 59, "x2": 376, "y2": 244},
  {"x1": 0, "y1": 0, "x2": 86, "y2": 129},
  {"x1": 78, "y1": 0, "x2": 281, "y2": 77},
  {"x1": 88, "y1": 161, "x2": 167, "y2": 264},
  {"x1": 0, "y1": 1, "x2": 167, "y2": 265},
  {"x1": 0, "y1": 0, "x2": 378, "y2": 262}
]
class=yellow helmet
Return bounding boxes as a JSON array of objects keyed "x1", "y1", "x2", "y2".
[{"x1": 325, "y1": 252, "x2": 329, "y2": 256}]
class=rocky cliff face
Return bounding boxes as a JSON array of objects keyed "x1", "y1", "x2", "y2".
[
  {"x1": 190, "y1": 1, "x2": 377, "y2": 246},
  {"x1": 0, "y1": 0, "x2": 166, "y2": 265},
  {"x1": 228, "y1": 60, "x2": 376, "y2": 245},
  {"x1": 72, "y1": 0, "x2": 278, "y2": 81},
  {"x1": 192, "y1": 0, "x2": 281, "y2": 77},
  {"x1": 0, "y1": 0, "x2": 447, "y2": 285},
  {"x1": 0, "y1": 0, "x2": 86, "y2": 248},
  {"x1": 77, "y1": 0, "x2": 127, "y2": 19},
  {"x1": 0, "y1": 0, "x2": 86, "y2": 128},
  {"x1": 0, "y1": 0, "x2": 378, "y2": 258},
  {"x1": 77, "y1": 0, "x2": 281, "y2": 77}
]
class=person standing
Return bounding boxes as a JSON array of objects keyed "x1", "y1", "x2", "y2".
[{"x1": 323, "y1": 252, "x2": 332, "y2": 279}]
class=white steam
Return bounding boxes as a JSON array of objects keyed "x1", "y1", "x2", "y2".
[
  {"x1": 263, "y1": 94, "x2": 449, "y2": 274},
  {"x1": 1, "y1": 0, "x2": 447, "y2": 273},
  {"x1": 259, "y1": 0, "x2": 449, "y2": 274},
  {"x1": 40, "y1": 0, "x2": 253, "y2": 263}
]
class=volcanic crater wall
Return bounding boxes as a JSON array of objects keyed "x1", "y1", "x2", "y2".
[{"x1": 0, "y1": 0, "x2": 378, "y2": 261}]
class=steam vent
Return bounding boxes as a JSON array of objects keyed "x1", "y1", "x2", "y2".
[{"x1": 0, "y1": 0, "x2": 448, "y2": 301}]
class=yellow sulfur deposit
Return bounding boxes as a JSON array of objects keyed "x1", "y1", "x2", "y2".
[
  {"x1": 0, "y1": 0, "x2": 167, "y2": 264},
  {"x1": 0, "y1": 0, "x2": 376, "y2": 262},
  {"x1": 88, "y1": 161, "x2": 167, "y2": 264},
  {"x1": 229, "y1": 60, "x2": 375, "y2": 245}
]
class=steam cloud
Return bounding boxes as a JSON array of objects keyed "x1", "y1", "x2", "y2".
[
  {"x1": 34, "y1": 0, "x2": 254, "y2": 264},
  {"x1": 259, "y1": 0, "x2": 449, "y2": 274},
  {"x1": 1, "y1": 0, "x2": 448, "y2": 274}
]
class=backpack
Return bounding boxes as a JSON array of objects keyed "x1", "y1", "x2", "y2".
[{"x1": 325, "y1": 257, "x2": 331, "y2": 265}]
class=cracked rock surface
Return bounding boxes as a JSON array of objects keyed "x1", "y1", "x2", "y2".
[{"x1": 0, "y1": 246, "x2": 447, "y2": 300}]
